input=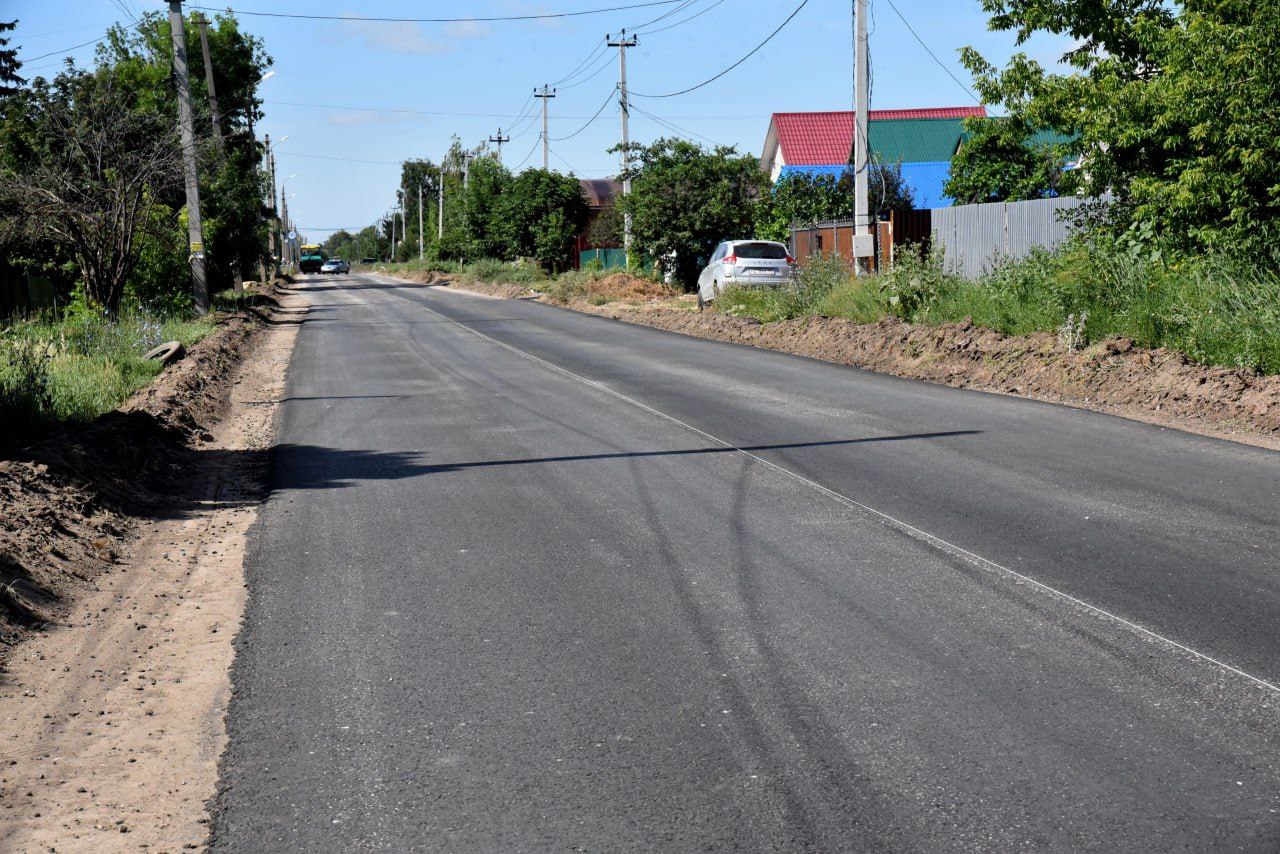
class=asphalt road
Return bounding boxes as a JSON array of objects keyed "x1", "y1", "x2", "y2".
[{"x1": 212, "y1": 272, "x2": 1280, "y2": 852}]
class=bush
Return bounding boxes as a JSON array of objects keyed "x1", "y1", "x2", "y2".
[
  {"x1": 462, "y1": 259, "x2": 545, "y2": 285},
  {"x1": 801, "y1": 239, "x2": 1280, "y2": 374},
  {"x1": 720, "y1": 254, "x2": 852, "y2": 323}
]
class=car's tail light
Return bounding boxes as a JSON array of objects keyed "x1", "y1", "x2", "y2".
[
  {"x1": 723, "y1": 254, "x2": 737, "y2": 265},
  {"x1": 786, "y1": 255, "x2": 796, "y2": 265}
]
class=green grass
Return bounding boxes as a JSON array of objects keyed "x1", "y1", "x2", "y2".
[
  {"x1": 1, "y1": 310, "x2": 214, "y2": 446},
  {"x1": 713, "y1": 242, "x2": 1280, "y2": 375}
]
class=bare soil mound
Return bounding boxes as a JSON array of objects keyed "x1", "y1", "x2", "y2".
[
  {"x1": 589, "y1": 272, "x2": 678, "y2": 301},
  {"x1": 0, "y1": 306, "x2": 269, "y2": 660},
  {"x1": 590, "y1": 307, "x2": 1280, "y2": 445}
]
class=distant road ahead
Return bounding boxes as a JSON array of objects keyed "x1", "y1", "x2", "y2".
[{"x1": 213, "y1": 272, "x2": 1280, "y2": 851}]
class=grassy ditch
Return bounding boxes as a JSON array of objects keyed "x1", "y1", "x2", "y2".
[
  {"x1": 1, "y1": 310, "x2": 215, "y2": 447},
  {"x1": 718, "y1": 243, "x2": 1280, "y2": 375}
]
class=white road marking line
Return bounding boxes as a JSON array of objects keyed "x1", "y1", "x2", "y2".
[{"x1": 410, "y1": 282, "x2": 1280, "y2": 696}]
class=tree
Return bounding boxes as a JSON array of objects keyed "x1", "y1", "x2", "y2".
[
  {"x1": 0, "y1": 71, "x2": 184, "y2": 314},
  {"x1": 962, "y1": 0, "x2": 1280, "y2": 253},
  {"x1": 944, "y1": 117, "x2": 1066, "y2": 204},
  {"x1": 754, "y1": 166, "x2": 915, "y2": 243},
  {"x1": 493, "y1": 169, "x2": 587, "y2": 271},
  {"x1": 0, "y1": 20, "x2": 24, "y2": 97},
  {"x1": 618, "y1": 138, "x2": 765, "y2": 288}
]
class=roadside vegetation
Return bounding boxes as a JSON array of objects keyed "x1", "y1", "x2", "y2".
[
  {"x1": 0, "y1": 13, "x2": 272, "y2": 449},
  {"x1": 1, "y1": 310, "x2": 214, "y2": 441},
  {"x1": 718, "y1": 241, "x2": 1280, "y2": 375}
]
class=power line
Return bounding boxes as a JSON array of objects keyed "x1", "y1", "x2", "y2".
[
  {"x1": 511, "y1": 134, "x2": 543, "y2": 171},
  {"x1": 637, "y1": 0, "x2": 730, "y2": 35},
  {"x1": 276, "y1": 150, "x2": 404, "y2": 165},
  {"x1": 630, "y1": 102, "x2": 723, "y2": 147},
  {"x1": 631, "y1": 0, "x2": 811, "y2": 98},
  {"x1": 189, "y1": 1, "x2": 686, "y2": 24},
  {"x1": 265, "y1": 99, "x2": 622, "y2": 120},
  {"x1": 558, "y1": 48, "x2": 616, "y2": 90},
  {"x1": 550, "y1": 85, "x2": 618, "y2": 141},
  {"x1": 881, "y1": 0, "x2": 978, "y2": 102},
  {"x1": 628, "y1": 0, "x2": 698, "y2": 30}
]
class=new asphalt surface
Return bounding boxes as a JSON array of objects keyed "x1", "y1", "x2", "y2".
[{"x1": 212, "y1": 272, "x2": 1280, "y2": 851}]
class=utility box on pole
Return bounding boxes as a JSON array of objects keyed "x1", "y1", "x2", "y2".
[{"x1": 168, "y1": 0, "x2": 209, "y2": 313}]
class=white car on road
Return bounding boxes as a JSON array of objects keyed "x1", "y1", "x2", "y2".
[
  {"x1": 697, "y1": 240, "x2": 796, "y2": 309},
  {"x1": 320, "y1": 258, "x2": 350, "y2": 274}
]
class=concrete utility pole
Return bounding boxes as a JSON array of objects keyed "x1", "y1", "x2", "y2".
[
  {"x1": 418, "y1": 182, "x2": 424, "y2": 259},
  {"x1": 488, "y1": 128, "x2": 510, "y2": 163},
  {"x1": 280, "y1": 193, "x2": 289, "y2": 266},
  {"x1": 534, "y1": 84, "x2": 556, "y2": 171},
  {"x1": 438, "y1": 157, "x2": 445, "y2": 240},
  {"x1": 168, "y1": 0, "x2": 209, "y2": 313},
  {"x1": 267, "y1": 138, "x2": 279, "y2": 277},
  {"x1": 607, "y1": 29, "x2": 638, "y2": 262},
  {"x1": 193, "y1": 12, "x2": 223, "y2": 154},
  {"x1": 853, "y1": 0, "x2": 871, "y2": 274}
]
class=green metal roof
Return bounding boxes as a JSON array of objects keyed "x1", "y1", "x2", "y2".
[{"x1": 867, "y1": 118, "x2": 968, "y2": 163}]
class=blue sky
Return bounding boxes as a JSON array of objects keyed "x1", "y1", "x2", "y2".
[{"x1": 8, "y1": 1, "x2": 1072, "y2": 242}]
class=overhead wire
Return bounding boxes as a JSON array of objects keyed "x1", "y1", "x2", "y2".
[
  {"x1": 630, "y1": 0, "x2": 810, "y2": 98},
  {"x1": 188, "y1": 1, "x2": 687, "y2": 24},
  {"x1": 550, "y1": 85, "x2": 618, "y2": 141},
  {"x1": 511, "y1": 134, "x2": 543, "y2": 171},
  {"x1": 881, "y1": 0, "x2": 979, "y2": 102},
  {"x1": 626, "y1": 0, "x2": 699, "y2": 31},
  {"x1": 557, "y1": 49, "x2": 616, "y2": 90},
  {"x1": 635, "y1": 0, "x2": 730, "y2": 35},
  {"x1": 629, "y1": 102, "x2": 723, "y2": 147}
]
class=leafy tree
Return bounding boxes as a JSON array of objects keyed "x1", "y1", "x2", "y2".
[
  {"x1": 493, "y1": 168, "x2": 587, "y2": 271},
  {"x1": 755, "y1": 166, "x2": 916, "y2": 241},
  {"x1": 962, "y1": 0, "x2": 1280, "y2": 253},
  {"x1": 0, "y1": 70, "x2": 184, "y2": 314},
  {"x1": 617, "y1": 138, "x2": 764, "y2": 287},
  {"x1": 0, "y1": 20, "x2": 24, "y2": 97},
  {"x1": 945, "y1": 117, "x2": 1067, "y2": 204}
]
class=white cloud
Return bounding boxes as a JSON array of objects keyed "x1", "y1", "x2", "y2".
[
  {"x1": 338, "y1": 13, "x2": 492, "y2": 55},
  {"x1": 325, "y1": 110, "x2": 422, "y2": 127},
  {"x1": 444, "y1": 20, "x2": 491, "y2": 39},
  {"x1": 342, "y1": 18, "x2": 450, "y2": 55}
]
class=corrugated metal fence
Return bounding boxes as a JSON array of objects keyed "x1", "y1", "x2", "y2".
[{"x1": 930, "y1": 196, "x2": 1101, "y2": 279}]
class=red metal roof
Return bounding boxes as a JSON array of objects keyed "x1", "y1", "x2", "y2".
[{"x1": 771, "y1": 107, "x2": 986, "y2": 165}]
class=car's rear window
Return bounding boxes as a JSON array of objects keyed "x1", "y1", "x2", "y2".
[{"x1": 734, "y1": 242, "x2": 788, "y2": 260}]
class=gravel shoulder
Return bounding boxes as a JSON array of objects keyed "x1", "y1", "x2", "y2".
[{"x1": 0, "y1": 287, "x2": 304, "y2": 852}]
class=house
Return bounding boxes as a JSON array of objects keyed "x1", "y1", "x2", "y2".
[
  {"x1": 575, "y1": 178, "x2": 624, "y2": 269},
  {"x1": 760, "y1": 107, "x2": 987, "y2": 209}
]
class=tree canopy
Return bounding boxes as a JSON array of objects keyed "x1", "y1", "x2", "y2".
[{"x1": 961, "y1": 0, "x2": 1280, "y2": 253}]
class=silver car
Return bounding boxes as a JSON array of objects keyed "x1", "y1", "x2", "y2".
[
  {"x1": 320, "y1": 258, "x2": 350, "y2": 274},
  {"x1": 696, "y1": 240, "x2": 795, "y2": 308}
]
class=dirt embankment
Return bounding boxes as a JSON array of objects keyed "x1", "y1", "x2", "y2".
[
  {"x1": 440, "y1": 273, "x2": 1280, "y2": 447},
  {"x1": 0, "y1": 283, "x2": 305, "y2": 851}
]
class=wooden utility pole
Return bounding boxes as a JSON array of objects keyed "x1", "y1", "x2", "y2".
[
  {"x1": 193, "y1": 12, "x2": 223, "y2": 154},
  {"x1": 168, "y1": 0, "x2": 209, "y2": 313},
  {"x1": 534, "y1": 85, "x2": 556, "y2": 171},
  {"x1": 608, "y1": 29, "x2": 638, "y2": 262}
]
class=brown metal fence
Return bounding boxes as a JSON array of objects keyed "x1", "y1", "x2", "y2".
[{"x1": 789, "y1": 219, "x2": 893, "y2": 272}]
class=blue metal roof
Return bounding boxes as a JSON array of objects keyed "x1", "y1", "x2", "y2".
[{"x1": 777, "y1": 161, "x2": 956, "y2": 209}]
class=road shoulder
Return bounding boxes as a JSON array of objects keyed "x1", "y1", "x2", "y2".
[{"x1": 0, "y1": 289, "x2": 304, "y2": 852}]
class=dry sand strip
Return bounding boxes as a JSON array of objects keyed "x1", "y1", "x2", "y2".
[{"x1": 0, "y1": 291, "x2": 304, "y2": 853}]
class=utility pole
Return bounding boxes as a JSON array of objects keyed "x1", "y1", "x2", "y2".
[
  {"x1": 488, "y1": 127, "x2": 510, "y2": 163},
  {"x1": 438, "y1": 158, "x2": 445, "y2": 240},
  {"x1": 168, "y1": 0, "x2": 209, "y2": 313},
  {"x1": 280, "y1": 192, "x2": 289, "y2": 267},
  {"x1": 853, "y1": 0, "x2": 871, "y2": 274},
  {"x1": 193, "y1": 12, "x2": 223, "y2": 154},
  {"x1": 607, "y1": 29, "x2": 638, "y2": 262},
  {"x1": 534, "y1": 84, "x2": 556, "y2": 171},
  {"x1": 267, "y1": 138, "x2": 279, "y2": 277},
  {"x1": 418, "y1": 181, "x2": 424, "y2": 259}
]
